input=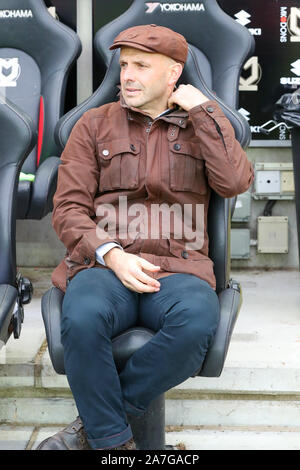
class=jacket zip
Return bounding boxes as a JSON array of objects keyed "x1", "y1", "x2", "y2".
[{"x1": 139, "y1": 118, "x2": 153, "y2": 253}]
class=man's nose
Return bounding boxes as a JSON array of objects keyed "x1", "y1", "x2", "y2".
[{"x1": 121, "y1": 66, "x2": 135, "y2": 82}]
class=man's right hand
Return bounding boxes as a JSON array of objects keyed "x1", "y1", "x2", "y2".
[{"x1": 103, "y1": 248, "x2": 161, "y2": 293}]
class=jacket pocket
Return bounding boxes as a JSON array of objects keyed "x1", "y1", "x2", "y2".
[
  {"x1": 98, "y1": 139, "x2": 141, "y2": 191},
  {"x1": 169, "y1": 141, "x2": 207, "y2": 194}
]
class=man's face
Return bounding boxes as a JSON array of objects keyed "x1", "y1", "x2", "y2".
[{"x1": 119, "y1": 47, "x2": 177, "y2": 117}]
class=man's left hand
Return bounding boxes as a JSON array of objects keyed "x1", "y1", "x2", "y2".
[{"x1": 168, "y1": 84, "x2": 209, "y2": 111}]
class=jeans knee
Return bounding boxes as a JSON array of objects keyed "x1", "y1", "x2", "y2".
[
  {"x1": 61, "y1": 291, "x2": 112, "y2": 342},
  {"x1": 171, "y1": 295, "x2": 220, "y2": 347}
]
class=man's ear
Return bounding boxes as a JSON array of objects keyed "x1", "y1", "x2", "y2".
[{"x1": 168, "y1": 63, "x2": 183, "y2": 88}]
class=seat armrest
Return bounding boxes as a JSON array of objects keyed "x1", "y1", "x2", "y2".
[
  {"x1": 16, "y1": 180, "x2": 32, "y2": 219},
  {"x1": 26, "y1": 157, "x2": 61, "y2": 219},
  {"x1": 197, "y1": 282, "x2": 242, "y2": 377}
]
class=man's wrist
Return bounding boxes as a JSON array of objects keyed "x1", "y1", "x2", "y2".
[
  {"x1": 96, "y1": 242, "x2": 123, "y2": 266},
  {"x1": 103, "y1": 247, "x2": 123, "y2": 268}
]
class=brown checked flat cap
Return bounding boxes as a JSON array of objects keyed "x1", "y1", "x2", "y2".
[{"x1": 109, "y1": 24, "x2": 188, "y2": 65}]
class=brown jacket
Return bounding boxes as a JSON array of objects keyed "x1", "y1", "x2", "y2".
[{"x1": 51, "y1": 96, "x2": 254, "y2": 292}]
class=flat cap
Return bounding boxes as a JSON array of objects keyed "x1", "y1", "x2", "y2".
[{"x1": 109, "y1": 24, "x2": 188, "y2": 65}]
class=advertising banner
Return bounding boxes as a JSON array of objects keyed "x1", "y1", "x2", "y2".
[{"x1": 218, "y1": 0, "x2": 300, "y2": 146}]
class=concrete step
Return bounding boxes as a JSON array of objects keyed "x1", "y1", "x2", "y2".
[
  {"x1": 1, "y1": 423, "x2": 300, "y2": 450},
  {"x1": 166, "y1": 426, "x2": 300, "y2": 450},
  {"x1": 2, "y1": 392, "x2": 300, "y2": 428}
]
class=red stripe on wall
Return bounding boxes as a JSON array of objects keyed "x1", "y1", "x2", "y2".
[{"x1": 37, "y1": 96, "x2": 44, "y2": 167}]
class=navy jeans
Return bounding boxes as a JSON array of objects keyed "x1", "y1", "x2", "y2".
[{"x1": 61, "y1": 268, "x2": 220, "y2": 449}]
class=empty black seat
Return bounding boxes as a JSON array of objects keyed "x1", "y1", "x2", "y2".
[
  {"x1": 0, "y1": 0, "x2": 81, "y2": 220},
  {"x1": 0, "y1": 97, "x2": 36, "y2": 345}
]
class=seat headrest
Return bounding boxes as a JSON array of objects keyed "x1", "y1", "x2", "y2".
[
  {"x1": 0, "y1": 0, "x2": 81, "y2": 167},
  {"x1": 0, "y1": 0, "x2": 81, "y2": 71},
  {"x1": 95, "y1": 0, "x2": 254, "y2": 92}
]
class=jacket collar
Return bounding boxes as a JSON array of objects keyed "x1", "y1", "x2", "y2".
[{"x1": 118, "y1": 90, "x2": 189, "y2": 128}]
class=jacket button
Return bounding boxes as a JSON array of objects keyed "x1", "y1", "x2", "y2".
[
  {"x1": 102, "y1": 149, "x2": 109, "y2": 156},
  {"x1": 206, "y1": 106, "x2": 214, "y2": 113},
  {"x1": 84, "y1": 257, "x2": 91, "y2": 265},
  {"x1": 181, "y1": 250, "x2": 189, "y2": 259},
  {"x1": 173, "y1": 143, "x2": 181, "y2": 151},
  {"x1": 130, "y1": 144, "x2": 136, "y2": 151}
]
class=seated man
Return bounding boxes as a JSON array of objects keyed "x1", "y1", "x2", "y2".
[{"x1": 37, "y1": 24, "x2": 254, "y2": 450}]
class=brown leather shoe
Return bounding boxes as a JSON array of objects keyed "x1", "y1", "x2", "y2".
[
  {"x1": 36, "y1": 417, "x2": 91, "y2": 450},
  {"x1": 113, "y1": 438, "x2": 136, "y2": 450}
]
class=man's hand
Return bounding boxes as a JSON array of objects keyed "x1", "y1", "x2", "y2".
[
  {"x1": 168, "y1": 84, "x2": 209, "y2": 111},
  {"x1": 103, "y1": 248, "x2": 161, "y2": 293}
]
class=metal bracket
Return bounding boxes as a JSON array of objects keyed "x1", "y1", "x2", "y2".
[
  {"x1": 16, "y1": 272, "x2": 33, "y2": 305},
  {"x1": 11, "y1": 272, "x2": 33, "y2": 338},
  {"x1": 228, "y1": 279, "x2": 241, "y2": 292}
]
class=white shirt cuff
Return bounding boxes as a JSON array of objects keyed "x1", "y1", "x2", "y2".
[{"x1": 95, "y1": 242, "x2": 123, "y2": 266}]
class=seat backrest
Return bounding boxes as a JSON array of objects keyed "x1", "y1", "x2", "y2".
[
  {"x1": 0, "y1": 96, "x2": 37, "y2": 285},
  {"x1": 0, "y1": 0, "x2": 81, "y2": 173}
]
